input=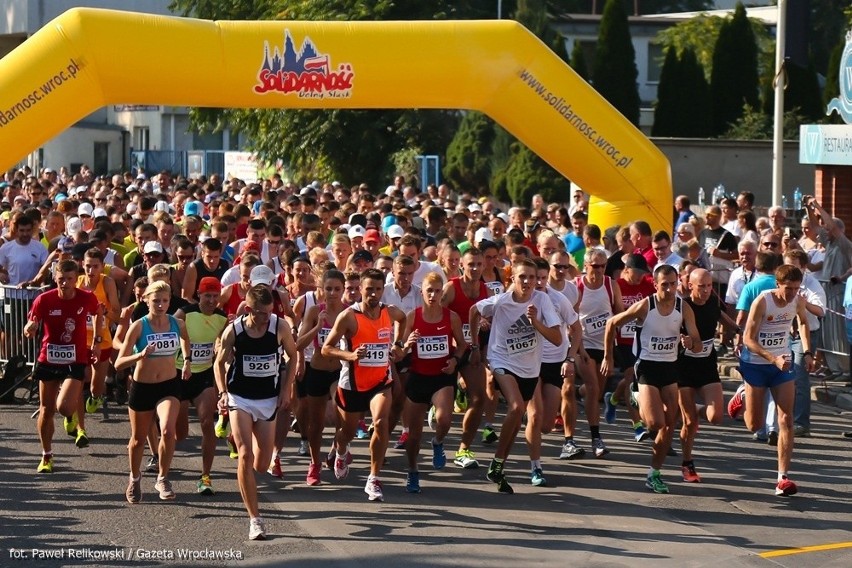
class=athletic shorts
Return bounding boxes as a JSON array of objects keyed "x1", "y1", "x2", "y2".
[
  {"x1": 585, "y1": 348, "x2": 605, "y2": 365},
  {"x1": 180, "y1": 367, "x2": 215, "y2": 402},
  {"x1": 396, "y1": 354, "x2": 413, "y2": 375},
  {"x1": 303, "y1": 364, "x2": 339, "y2": 398},
  {"x1": 614, "y1": 344, "x2": 637, "y2": 371},
  {"x1": 677, "y1": 352, "x2": 721, "y2": 389},
  {"x1": 635, "y1": 359, "x2": 679, "y2": 390},
  {"x1": 335, "y1": 380, "x2": 392, "y2": 414},
  {"x1": 739, "y1": 360, "x2": 795, "y2": 389},
  {"x1": 33, "y1": 362, "x2": 85, "y2": 382},
  {"x1": 540, "y1": 361, "x2": 565, "y2": 389},
  {"x1": 491, "y1": 367, "x2": 539, "y2": 402},
  {"x1": 406, "y1": 372, "x2": 455, "y2": 405},
  {"x1": 228, "y1": 392, "x2": 278, "y2": 422},
  {"x1": 128, "y1": 377, "x2": 182, "y2": 412}
]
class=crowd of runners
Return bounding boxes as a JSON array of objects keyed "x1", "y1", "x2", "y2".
[{"x1": 2, "y1": 165, "x2": 848, "y2": 540}]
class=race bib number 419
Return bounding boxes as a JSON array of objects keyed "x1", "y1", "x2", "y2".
[{"x1": 360, "y1": 343, "x2": 389, "y2": 367}]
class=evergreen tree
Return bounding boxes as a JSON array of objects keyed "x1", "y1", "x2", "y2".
[
  {"x1": 824, "y1": 39, "x2": 843, "y2": 111},
  {"x1": 762, "y1": 60, "x2": 823, "y2": 123},
  {"x1": 570, "y1": 41, "x2": 590, "y2": 81},
  {"x1": 652, "y1": 47, "x2": 680, "y2": 136},
  {"x1": 678, "y1": 48, "x2": 711, "y2": 137},
  {"x1": 710, "y1": 2, "x2": 759, "y2": 136},
  {"x1": 593, "y1": 0, "x2": 641, "y2": 126},
  {"x1": 504, "y1": 145, "x2": 572, "y2": 207},
  {"x1": 443, "y1": 111, "x2": 495, "y2": 193}
]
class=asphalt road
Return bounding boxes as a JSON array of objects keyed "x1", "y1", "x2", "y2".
[{"x1": 1, "y1": 375, "x2": 851, "y2": 568}]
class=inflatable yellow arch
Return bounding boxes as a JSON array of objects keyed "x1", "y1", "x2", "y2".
[{"x1": 0, "y1": 8, "x2": 671, "y2": 231}]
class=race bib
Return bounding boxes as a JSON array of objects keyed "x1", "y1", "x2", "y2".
[
  {"x1": 685, "y1": 338, "x2": 714, "y2": 358},
  {"x1": 360, "y1": 342, "x2": 389, "y2": 367},
  {"x1": 758, "y1": 331, "x2": 787, "y2": 349},
  {"x1": 506, "y1": 333, "x2": 536, "y2": 355},
  {"x1": 462, "y1": 324, "x2": 471, "y2": 343},
  {"x1": 485, "y1": 281, "x2": 504, "y2": 294},
  {"x1": 147, "y1": 332, "x2": 179, "y2": 356},
  {"x1": 584, "y1": 313, "x2": 608, "y2": 335},
  {"x1": 47, "y1": 343, "x2": 76, "y2": 364},
  {"x1": 416, "y1": 335, "x2": 449, "y2": 359},
  {"x1": 242, "y1": 354, "x2": 277, "y2": 377},
  {"x1": 649, "y1": 335, "x2": 677, "y2": 354},
  {"x1": 619, "y1": 321, "x2": 638, "y2": 339},
  {"x1": 317, "y1": 327, "x2": 331, "y2": 346},
  {"x1": 190, "y1": 342, "x2": 214, "y2": 365}
]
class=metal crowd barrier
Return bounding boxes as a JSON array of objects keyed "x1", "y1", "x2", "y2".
[
  {"x1": 0, "y1": 285, "x2": 47, "y2": 403},
  {"x1": 817, "y1": 279, "x2": 850, "y2": 376}
]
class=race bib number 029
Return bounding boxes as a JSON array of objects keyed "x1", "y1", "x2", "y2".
[
  {"x1": 46, "y1": 343, "x2": 76, "y2": 364},
  {"x1": 190, "y1": 342, "x2": 214, "y2": 364}
]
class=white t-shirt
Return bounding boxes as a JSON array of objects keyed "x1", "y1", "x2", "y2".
[
  {"x1": 543, "y1": 287, "x2": 579, "y2": 363},
  {"x1": 475, "y1": 289, "x2": 561, "y2": 378},
  {"x1": 385, "y1": 260, "x2": 445, "y2": 289},
  {"x1": 0, "y1": 239, "x2": 48, "y2": 285},
  {"x1": 550, "y1": 279, "x2": 579, "y2": 305},
  {"x1": 220, "y1": 265, "x2": 241, "y2": 288}
]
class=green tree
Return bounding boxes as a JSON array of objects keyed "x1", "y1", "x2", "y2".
[
  {"x1": 678, "y1": 48, "x2": 711, "y2": 137},
  {"x1": 168, "y1": 0, "x2": 489, "y2": 188},
  {"x1": 652, "y1": 47, "x2": 679, "y2": 137},
  {"x1": 593, "y1": 0, "x2": 640, "y2": 126},
  {"x1": 762, "y1": 60, "x2": 822, "y2": 123},
  {"x1": 710, "y1": 3, "x2": 760, "y2": 136},
  {"x1": 824, "y1": 38, "x2": 844, "y2": 115},
  {"x1": 443, "y1": 112, "x2": 495, "y2": 193},
  {"x1": 570, "y1": 41, "x2": 590, "y2": 81},
  {"x1": 655, "y1": 14, "x2": 725, "y2": 83},
  {"x1": 503, "y1": 144, "x2": 572, "y2": 207}
]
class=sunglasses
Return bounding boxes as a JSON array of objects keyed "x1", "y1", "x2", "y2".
[
  {"x1": 553, "y1": 264, "x2": 570, "y2": 270},
  {"x1": 762, "y1": 242, "x2": 779, "y2": 248},
  {"x1": 587, "y1": 263, "x2": 606, "y2": 269},
  {"x1": 267, "y1": 240, "x2": 281, "y2": 245},
  {"x1": 177, "y1": 254, "x2": 195, "y2": 261}
]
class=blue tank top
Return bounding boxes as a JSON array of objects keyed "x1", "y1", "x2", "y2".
[{"x1": 135, "y1": 315, "x2": 181, "y2": 358}]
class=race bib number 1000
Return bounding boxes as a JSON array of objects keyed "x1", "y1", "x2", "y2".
[{"x1": 46, "y1": 343, "x2": 76, "y2": 364}]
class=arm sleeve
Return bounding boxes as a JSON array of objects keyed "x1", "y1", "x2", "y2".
[{"x1": 475, "y1": 294, "x2": 498, "y2": 319}]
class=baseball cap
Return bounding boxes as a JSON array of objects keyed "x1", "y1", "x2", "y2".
[
  {"x1": 136, "y1": 173, "x2": 146, "y2": 180},
  {"x1": 249, "y1": 265, "x2": 276, "y2": 286},
  {"x1": 57, "y1": 236, "x2": 75, "y2": 253},
  {"x1": 154, "y1": 201, "x2": 172, "y2": 214},
  {"x1": 348, "y1": 213, "x2": 367, "y2": 228},
  {"x1": 468, "y1": 203, "x2": 482, "y2": 212},
  {"x1": 126, "y1": 203, "x2": 138, "y2": 215},
  {"x1": 496, "y1": 213, "x2": 510, "y2": 225},
  {"x1": 624, "y1": 254, "x2": 649, "y2": 273},
  {"x1": 243, "y1": 241, "x2": 261, "y2": 254},
  {"x1": 364, "y1": 229, "x2": 381, "y2": 243},
  {"x1": 352, "y1": 250, "x2": 374, "y2": 264},
  {"x1": 92, "y1": 207, "x2": 108, "y2": 219},
  {"x1": 143, "y1": 241, "x2": 164, "y2": 255},
  {"x1": 474, "y1": 227, "x2": 493, "y2": 243},
  {"x1": 66, "y1": 216, "x2": 82, "y2": 236},
  {"x1": 78, "y1": 202, "x2": 94, "y2": 217},
  {"x1": 348, "y1": 225, "x2": 366, "y2": 240},
  {"x1": 387, "y1": 225, "x2": 404, "y2": 239},
  {"x1": 198, "y1": 277, "x2": 222, "y2": 295},
  {"x1": 183, "y1": 201, "x2": 202, "y2": 217}
]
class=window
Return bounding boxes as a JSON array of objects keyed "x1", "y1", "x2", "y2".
[
  {"x1": 93, "y1": 142, "x2": 109, "y2": 174},
  {"x1": 647, "y1": 42, "x2": 664, "y2": 84},
  {"x1": 134, "y1": 126, "x2": 149, "y2": 151}
]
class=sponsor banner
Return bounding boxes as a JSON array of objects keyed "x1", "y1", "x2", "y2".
[
  {"x1": 223, "y1": 151, "x2": 258, "y2": 183},
  {"x1": 800, "y1": 124, "x2": 852, "y2": 166}
]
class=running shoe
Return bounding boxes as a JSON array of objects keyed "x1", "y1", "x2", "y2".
[
  {"x1": 727, "y1": 384, "x2": 745, "y2": 420},
  {"x1": 365, "y1": 478, "x2": 384, "y2": 501},
  {"x1": 306, "y1": 463, "x2": 321, "y2": 486},
  {"x1": 145, "y1": 455, "x2": 159, "y2": 473},
  {"x1": 37, "y1": 455, "x2": 53, "y2": 473},
  {"x1": 325, "y1": 447, "x2": 336, "y2": 470},
  {"x1": 793, "y1": 424, "x2": 810, "y2": 437},
  {"x1": 496, "y1": 477, "x2": 514, "y2": 494},
  {"x1": 775, "y1": 477, "x2": 798, "y2": 497},
  {"x1": 355, "y1": 419, "x2": 368, "y2": 439},
  {"x1": 554, "y1": 415, "x2": 564, "y2": 429},
  {"x1": 558, "y1": 440, "x2": 586, "y2": 460},
  {"x1": 214, "y1": 411, "x2": 230, "y2": 439},
  {"x1": 681, "y1": 464, "x2": 701, "y2": 483},
  {"x1": 154, "y1": 477, "x2": 176, "y2": 500},
  {"x1": 268, "y1": 455, "x2": 283, "y2": 478},
  {"x1": 752, "y1": 431, "x2": 768, "y2": 442},
  {"x1": 227, "y1": 434, "x2": 238, "y2": 459},
  {"x1": 63, "y1": 413, "x2": 78, "y2": 436},
  {"x1": 767, "y1": 430, "x2": 778, "y2": 446},
  {"x1": 85, "y1": 396, "x2": 104, "y2": 414},
  {"x1": 432, "y1": 441, "x2": 446, "y2": 470},
  {"x1": 604, "y1": 391, "x2": 617, "y2": 424},
  {"x1": 486, "y1": 459, "x2": 504, "y2": 483},
  {"x1": 592, "y1": 438, "x2": 609, "y2": 458},
  {"x1": 454, "y1": 388, "x2": 468, "y2": 413},
  {"x1": 427, "y1": 406, "x2": 436, "y2": 431},
  {"x1": 646, "y1": 471, "x2": 669, "y2": 494},
  {"x1": 298, "y1": 439, "x2": 309, "y2": 457},
  {"x1": 667, "y1": 446, "x2": 678, "y2": 457},
  {"x1": 197, "y1": 474, "x2": 215, "y2": 495},
  {"x1": 249, "y1": 517, "x2": 267, "y2": 540},
  {"x1": 126, "y1": 475, "x2": 141, "y2": 504},
  {"x1": 75, "y1": 429, "x2": 89, "y2": 449},
  {"x1": 334, "y1": 451, "x2": 352, "y2": 480},
  {"x1": 454, "y1": 448, "x2": 479, "y2": 469},
  {"x1": 530, "y1": 467, "x2": 547, "y2": 487},
  {"x1": 634, "y1": 425, "x2": 650, "y2": 442},
  {"x1": 629, "y1": 382, "x2": 640, "y2": 408},
  {"x1": 481, "y1": 425, "x2": 498, "y2": 444},
  {"x1": 290, "y1": 417, "x2": 300, "y2": 434},
  {"x1": 405, "y1": 471, "x2": 421, "y2": 494},
  {"x1": 393, "y1": 431, "x2": 409, "y2": 450}
]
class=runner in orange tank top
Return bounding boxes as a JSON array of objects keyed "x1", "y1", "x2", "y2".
[{"x1": 321, "y1": 268, "x2": 407, "y2": 502}]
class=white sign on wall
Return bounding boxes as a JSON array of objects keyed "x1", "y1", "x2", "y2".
[
  {"x1": 223, "y1": 152, "x2": 258, "y2": 183},
  {"x1": 800, "y1": 125, "x2": 852, "y2": 166}
]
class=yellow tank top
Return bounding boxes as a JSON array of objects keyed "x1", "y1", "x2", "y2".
[{"x1": 77, "y1": 274, "x2": 113, "y2": 349}]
